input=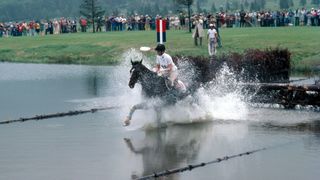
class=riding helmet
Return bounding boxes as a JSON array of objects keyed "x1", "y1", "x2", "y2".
[{"x1": 155, "y1": 44, "x2": 165, "y2": 52}]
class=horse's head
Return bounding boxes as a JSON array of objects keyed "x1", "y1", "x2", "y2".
[{"x1": 129, "y1": 59, "x2": 143, "y2": 89}]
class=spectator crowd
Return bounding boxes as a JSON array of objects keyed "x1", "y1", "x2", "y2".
[{"x1": 1, "y1": 7, "x2": 320, "y2": 38}]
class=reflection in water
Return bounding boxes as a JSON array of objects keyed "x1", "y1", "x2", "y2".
[
  {"x1": 86, "y1": 69, "x2": 109, "y2": 97},
  {"x1": 259, "y1": 120, "x2": 320, "y2": 133},
  {"x1": 87, "y1": 70, "x2": 99, "y2": 96},
  {"x1": 124, "y1": 123, "x2": 212, "y2": 179}
]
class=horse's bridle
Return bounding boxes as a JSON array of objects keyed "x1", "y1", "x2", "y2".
[{"x1": 129, "y1": 67, "x2": 134, "y2": 74}]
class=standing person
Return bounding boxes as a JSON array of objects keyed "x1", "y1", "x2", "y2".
[
  {"x1": 96, "y1": 16, "x2": 102, "y2": 32},
  {"x1": 0, "y1": 23, "x2": 3, "y2": 38},
  {"x1": 207, "y1": 24, "x2": 217, "y2": 56},
  {"x1": 192, "y1": 18, "x2": 204, "y2": 46},
  {"x1": 215, "y1": 13, "x2": 223, "y2": 48},
  {"x1": 80, "y1": 18, "x2": 87, "y2": 32},
  {"x1": 35, "y1": 21, "x2": 40, "y2": 35}
]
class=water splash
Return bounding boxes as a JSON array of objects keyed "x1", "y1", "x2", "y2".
[
  {"x1": 149, "y1": 62, "x2": 250, "y2": 125},
  {"x1": 191, "y1": 63, "x2": 249, "y2": 121},
  {"x1": 67, "y1": 49, "x2": 319, "y2": 128},
  {"x1": 117, "y1": 53, "x2": 252, "y2": 127}
]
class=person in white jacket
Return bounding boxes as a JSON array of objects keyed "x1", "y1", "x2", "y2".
[
  {"x1": 207, "y1": 24, "x2": 217, "y2": 56},
  {"x1": 192, "y1": 19, "x2": 204, "y2": 46}
]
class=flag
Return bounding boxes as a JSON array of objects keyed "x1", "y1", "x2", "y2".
[{"x1": 156, "y1": 19, "x2": 166, "y2": 44}]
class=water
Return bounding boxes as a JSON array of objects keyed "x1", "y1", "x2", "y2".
[{"x1": 0, "y1": 61, "x2": 320, "y2": 180}]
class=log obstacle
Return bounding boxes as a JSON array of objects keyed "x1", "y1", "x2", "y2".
[
  {"x1": 174, "y1": 48, "x2": 319, "y2": 108},
  {"x1": 0, "y1": 106, "x2": 120, "y2": 125},
  {"x1": 243, "y1": 82, "x2": 320, "y2": 108}
]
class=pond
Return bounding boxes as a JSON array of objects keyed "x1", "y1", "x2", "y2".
[{"x1": 0, "y1": 61, "x2": 319, "y2": 180}]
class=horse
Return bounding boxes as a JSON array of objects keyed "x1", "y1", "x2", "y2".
[{"x1": 123, "y1": 60, "x2": 189, "y2": 126}]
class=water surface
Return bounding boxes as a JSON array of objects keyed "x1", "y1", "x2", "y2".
[{"x1": 0, "y1": 62, "x2": 319, "y2": 180}]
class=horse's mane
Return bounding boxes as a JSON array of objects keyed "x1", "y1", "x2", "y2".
[
  {"x1": 134, "y1": 62, "x2": 158, "y2": 78},
  {"x1": 130, "y1": 61, "x2": 192, "y2": 103}
]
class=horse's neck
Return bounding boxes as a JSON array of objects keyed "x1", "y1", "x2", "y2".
[
  {"x1": 140, "y1": 66, "x2": 157, "y2": 80},
  {"x1": 139, "y1": 66, "x2": 166, "y2": 96}
]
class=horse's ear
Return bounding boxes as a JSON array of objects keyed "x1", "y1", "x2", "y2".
[
  {"x1": 131, "y1": 59, "x2": 133, "y2": 65},
  {"x1": 139, "y1": 59, "x2": 143, "y2": 64}
]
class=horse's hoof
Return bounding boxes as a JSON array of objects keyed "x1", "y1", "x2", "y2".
[{"x1": 123, "y1": 117, "x2": 131, "y2": 126}]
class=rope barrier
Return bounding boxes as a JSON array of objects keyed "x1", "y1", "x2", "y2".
[
  {"x1": 136, "y1": 147, "x2": 266, "y2": 180},
  {"x1": 0, "y1": 106, "x2": 120, "y2": 125}
]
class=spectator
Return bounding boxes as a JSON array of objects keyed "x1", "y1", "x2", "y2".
[
  {"x1": 0, "y1": 23, "x2": 4, "y2": 38},
  {"x1": 192, "y1": 18, "x2": 204, "y2": 46},
  {"x1": 207, "y1": 24, "x2": 217, "y2": 56},
  {"x1": 80, "y1": 17, "x2": 87, "y2": 32}
]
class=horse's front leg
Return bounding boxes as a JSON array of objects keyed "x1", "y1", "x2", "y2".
[
  {"x1": 124, "y1": 102, "x2": 149, "y2": 126},
  {"x1": 154, "y1": 105, "x2": 162, "y2": 126}
]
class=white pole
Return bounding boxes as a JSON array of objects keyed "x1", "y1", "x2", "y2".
[{"x1": 159, "y1": 20, "x2": 163, "y2": 44}]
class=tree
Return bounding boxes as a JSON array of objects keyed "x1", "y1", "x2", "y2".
[
  {"x1": 226, "y1": 0, "x2": 231, "y2": 11},
  {"x1": 174, "y1": 0, "x2": 194, "y2": 32},
  {"x1": 80, "y1": 0, "x2": 105, "y2": 33},
  {"x1": 300, "y1": 0, "x2": 306, "y2": 6},
  {"x1": 279, "y1": 0, "x2": 290, "y2": 9},
  {"x1": 232, "y1": 0, "x2": 240, "y2": 10},
  {"x1": 250, "y1": 0, "x2": 261, "y2": 11},
  {"x1": 244, "y1": 0, "x2": 249, "y2": 8},
  {"x1": 289, "y1": 0, "x2": 294, "y2": 7},
  {"x1": 312, "y1": 0, "x2": 320, "y2": 5},
  {"x1": 240, "y1": 3, "x2": 245, "y2": 11},
  {"x1": 196, "y1": 0, "x2": 202, "y2": 13},
  {"x1": 260, "y1": 0, "x2": 266, "y2": 9},
  {"x1": 211, "y1": 2, "x2": 217, "y2": 12}
]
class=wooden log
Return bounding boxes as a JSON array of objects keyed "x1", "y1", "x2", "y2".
[
  {"x1": 240, "y1": 83, "x2": 320, "y2": 92},
  {"x1": 242, "y1": 83, "x2": 320, "y2": 108}
]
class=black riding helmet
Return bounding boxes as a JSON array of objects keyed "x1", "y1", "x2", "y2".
[{"x1": 155, "y1": 44, "x2": 165, "y2": 52}]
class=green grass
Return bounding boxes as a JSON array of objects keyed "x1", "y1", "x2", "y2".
[{"x1": 0, "y1": 27, "x2": 320, "y2": 70}]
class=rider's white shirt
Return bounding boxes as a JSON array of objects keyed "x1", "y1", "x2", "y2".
[{"x1": 156, "y1": 53, "x2": 177, "y2": 71}]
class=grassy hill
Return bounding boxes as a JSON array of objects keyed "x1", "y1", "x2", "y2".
[{"x1": 0, "y1": 27, "x2": 319, "y2": 71}]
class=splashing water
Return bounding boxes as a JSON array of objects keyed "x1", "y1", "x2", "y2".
[
  {"x1": 79, "y1": 50, "x2": 252, "y2": 127},
  {"x1": 170, "y1": 65, "x2": 248, "y2": 120},
  {"x1": 147, "y1": 62, "x2": 250, "y2": 124}
]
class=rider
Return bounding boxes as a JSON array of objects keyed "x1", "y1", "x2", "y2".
[
  {"x1": 123, "y1": 44, "x2": 184, "y2": 127},
  {"x1": 154, "y1": 44, "x2": 178, "y2": 88}
]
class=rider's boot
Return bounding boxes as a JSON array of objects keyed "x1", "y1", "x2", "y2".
[{"x1": 174, "y1": 79, "x2": 187, "y2": 92}]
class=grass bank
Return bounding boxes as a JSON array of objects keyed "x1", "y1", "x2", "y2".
[{"x1": 0, "y1": 27, "x2": 319, "y2": 69}]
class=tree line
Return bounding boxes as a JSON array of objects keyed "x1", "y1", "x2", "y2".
[{"x1": 1, "y1": 0, "x2": 319, "y2": 21}]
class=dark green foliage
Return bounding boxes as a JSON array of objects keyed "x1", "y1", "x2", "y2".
[
  {"x1": 174, "y1": 0, "x2": 194, "y2": 6},
  {"x1": 196, "y1": 0, "x2": 202, "y2": 13},
  {"x1": 289, "y1": 0, "x2": 294, "y2": 7},
  {"x1": 244, "y1": 0, "x2": 249, "y2": 8},
  {"x1": 311, "y1": 0, "x2": 320, "y2": 5},
  {"x1": 0, "y1": 0, "x2": 80, "y2": 21},
  {"x1": 300, "y1": 0, "x2": 307, "y2": 6},
  {"x1": 250, "y1": 0, "x2": 266, "y2": 11},
  {"x1": 174, "y1": 0, "x2": 194, "y2": 32},
  {"x1": 232, "y1": 0, "x2": 240, "y2": 10},
  {"x1": 279, "y1": 0, "x2": 290, "y2": 9},
  {"x1": 80, "y1": 0, "x2": 105, "y2": 33},
  {"x1": 0, "y1": 0, "x2": 175, "y2": 21},
  {"x1": 211, "y1": 2, "x2": 217, "y2": 12},
  {"x1": 240, "y1": 3, "x2": 244, "y2": 10},
  {"x1": 226, "y1": 0, "x2": 231, "y2": 11}
]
